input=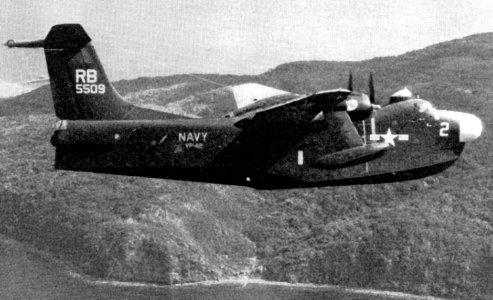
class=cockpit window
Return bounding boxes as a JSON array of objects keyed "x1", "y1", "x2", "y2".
[{"x1": 418, "y1": 102, "x2": 439, "y2": 120}]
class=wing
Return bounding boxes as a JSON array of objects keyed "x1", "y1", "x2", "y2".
[
  {"x1": 233, "y1": 88, "x2": 352, "y2": 129},
  {"x1": 209, "y1": 89, "x2": 353, "y2": 174},
  {"x1": 311, "y1": 110, "x2": 389, "y2": 169},
  {"x1": 229, "y1": 83, "x2": 298, "y2": 110}
]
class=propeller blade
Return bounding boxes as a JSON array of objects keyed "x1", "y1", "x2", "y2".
[
  {"x1": 369, "y1": 72, "x2": 375, "y2": 104},
  {"x1": 347, "y1": 71, "x2": 353, "y2": 91}
]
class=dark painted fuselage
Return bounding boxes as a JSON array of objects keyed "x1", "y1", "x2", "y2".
[{"x1": 52, "y1": 99, "x2": 465, "y2": 189}]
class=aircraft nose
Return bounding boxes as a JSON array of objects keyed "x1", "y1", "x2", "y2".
[
  {"x1": 458, "y1": 112, "x2": 483, "y2": 142},
  {"x1": 439, "y1": 110, "x2": 483, "y2": 142}
]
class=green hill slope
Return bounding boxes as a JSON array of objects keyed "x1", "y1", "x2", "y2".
[{"x1": 1, "y1": 33, "x2": 492, "y2": 299}]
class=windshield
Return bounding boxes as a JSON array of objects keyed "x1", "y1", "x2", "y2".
[{"x1": 418, "y1": 102, "x2": 439, "y2": 120}]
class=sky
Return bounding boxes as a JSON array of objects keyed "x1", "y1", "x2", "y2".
[{"x1": 1, "y1": 0, "x2": 493, "y2": 82}]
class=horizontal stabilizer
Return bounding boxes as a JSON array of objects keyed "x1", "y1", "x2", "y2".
[
  {"x1": 313, "y1": 142, "x2": 389, "y2": 169},
  {"x1": 4, "y1": 39, "x2": 44, "y2": 48}
]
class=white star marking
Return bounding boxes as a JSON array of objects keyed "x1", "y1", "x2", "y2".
[
  {"x1": 381, "y1": 128, "x2": 397, "y2": 146},
  {"x1": 369, "y1": 127, "x2": 409, "y2": 147}
]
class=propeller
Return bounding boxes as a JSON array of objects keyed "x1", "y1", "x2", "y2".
[
  {"x1": 335, "y1": 71, "x2": 380, "y2": 122},
  {"x1": 347, "y1": 71, "x2": 353, "y2": 92},
  {"x1": 368, "y1": 72, "x2": 375, "y2": 104}
]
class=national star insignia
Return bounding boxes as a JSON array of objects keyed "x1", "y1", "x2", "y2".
[{"x1": 381, "y1": 128, "x2": 397, "y2": 146}]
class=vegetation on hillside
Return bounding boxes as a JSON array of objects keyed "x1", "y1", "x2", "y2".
[{"x1": 1, "y1": 33, "x2": 492, "y2": 299}]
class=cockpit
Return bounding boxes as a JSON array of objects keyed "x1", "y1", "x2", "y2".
[{"x1": 417, "y1": 101, "x2": 440, "y2": 120}]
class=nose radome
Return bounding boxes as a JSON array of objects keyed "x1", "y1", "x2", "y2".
[
  {"x1": 440, "y1": 110, "x2": 483, "y2": 142},
  {"x1": 458, "y1": 112, "x2": 483, "y2": 142}
]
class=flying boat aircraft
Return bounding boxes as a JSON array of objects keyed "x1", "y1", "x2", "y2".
[{"x1": 4, "y1": 24, "x2": 483, "y2": 189}]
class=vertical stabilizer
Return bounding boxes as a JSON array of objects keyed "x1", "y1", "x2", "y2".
[{"x1": 40, "y1": 24, "x2": 184, "y2": 120}]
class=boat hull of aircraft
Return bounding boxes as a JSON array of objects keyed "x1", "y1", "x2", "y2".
[{"x1": 50, "y1": 100, "x2": 466, "y2": 189}]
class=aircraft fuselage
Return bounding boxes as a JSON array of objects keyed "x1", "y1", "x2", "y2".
[{"x1": 52, "y1": 99, "x2": 474, "y2": 189}]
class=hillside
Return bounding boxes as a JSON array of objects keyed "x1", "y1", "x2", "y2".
[
  {"x1": 1, "y1": 33, "x2": 493, "y2": 299},
  {"x1": 0, "y1": 81, "x2": 46, "y2": 98}
]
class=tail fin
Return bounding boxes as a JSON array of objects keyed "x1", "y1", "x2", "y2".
[{"x1": 39, "y1": 24, "x2": 183, "y2": 120}]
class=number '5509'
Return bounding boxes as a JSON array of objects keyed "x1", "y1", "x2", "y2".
[{"x1": 75, "y1": 84, "x2": 106, "y2": 94}]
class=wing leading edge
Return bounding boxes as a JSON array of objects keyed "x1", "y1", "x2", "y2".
[{"x1": 232, "y1": 89, "x2": 352, "y2": 129}]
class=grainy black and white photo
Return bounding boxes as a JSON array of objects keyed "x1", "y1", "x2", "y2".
[{"x1": 0, "y1": 0, "x2": 491, "y2": 299}]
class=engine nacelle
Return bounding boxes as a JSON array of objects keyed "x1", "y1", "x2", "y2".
[
  {"x1": 389, "y1": 87, "x2": 413, "y2": 104},
  {"x1": 342, "y1": 92, "x2": 376, "y2": 122}
]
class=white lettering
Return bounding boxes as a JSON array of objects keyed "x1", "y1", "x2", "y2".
[
  {"x1": 75, "y1": 69, "x2": 104, "y2": 94},
  {"x1": 185, "y1": 143, "x2": 204, "y2": 149},
  {"x1": 75, "y1": 69, "x2": 98, "y2": 83},
  {"x1": 75, "y1": 69, "x2": 86, "y2": 83},
  {"x1": 87, "y1": 69, "x2": 97, "y2": 83},
  {"x1": 75, "y1": 83, "x2": 106, "y2": 94},
  {"x1": 440, "y1": 122, "x2": 449, "y2": 137},
  {"x1": 177, "y1": 132, "x2": 209, "y2": 142}
]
